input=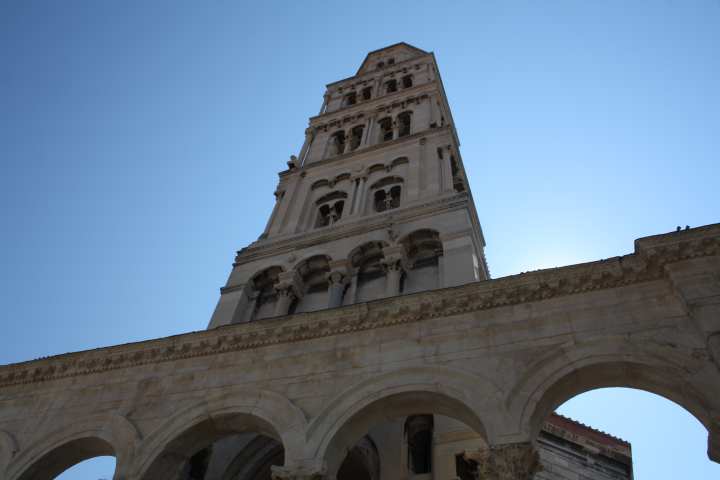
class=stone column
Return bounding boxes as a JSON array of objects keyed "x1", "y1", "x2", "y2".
[
  {"x1": 439, "y1": 144, "x2": 453, "y2": 192},
  {"x1": 468, "y1": 442, "x2": 540, "y2": 480},
  {"x1": 274, "y1": 272, "x2": 303, "y2": 317},
  {"x1": 342, "y1": 130, "x2": 351, "y2": 155},
  {"x1": 391, "y1": 118, "x2": 399, "y2": 141},
  {"x1": 381, "y1": 245, "x2": 407, "y2": 297},
  {"x1": 361, "y1": 117, "x2": 373, "y2": 147},
  {"x1": 326, "y1": 270, "x2": 348, "y2": 308},
  {"x1": 298, "y1": 128, "x2": 315, "y2": 165}
]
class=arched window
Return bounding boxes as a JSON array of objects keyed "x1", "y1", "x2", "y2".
[
  {"x1": 397, "y1": 111, "x2": 412, "y2": 137},
  {"x1": 405, "y1": 415, "x2": 433, "y2": 474},
  {"x1": 293, "y1": 255, "x2": 331, "y2": 314},
  {"x1": 402, "y1": 74, "x2": 413, "y2": 89},
  {"x1": 350, "y1": 241, "x2": 387, "y2": 304},
  {"x1": 370, "y1": 176, "x2": 403, "y2": 213},
  {"x1": 349, "y1": 125, "x2": 364, "y2": 151},
  {"x1": 400, "y1": 229, "x2": 443, "y2": 294},
  {"x1": 327, "y1": 130, "x2": 346, "y2": 157},
  {"x1": 378, "y1": 117, "x2": 393, "y2": 142},
  {"x1": 315, "y1": 191, "x2": 347, "y2": 228},
  {"x1": 249, "y1": 266, "x2": 284, "y2": 321},
  {"x1": 385, "y1": 79, "x2": 398, "y2": 94},
  {"x1": 377, "y1": 61, "x2": 385, "y2": 69}
]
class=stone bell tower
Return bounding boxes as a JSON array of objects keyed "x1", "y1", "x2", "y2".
[{"x1": 208, "y1": 42, "x2": 489, "y2": 329}]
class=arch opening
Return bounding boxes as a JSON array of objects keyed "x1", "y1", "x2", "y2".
[
  {"x1": 17, "y1": 437, "x2": 116, "y2": 480},
  {"x1": 524, "y1": 360, "x2": 720, "y2": 478},
  {"x1": 140, "y1": 413, "x2": 285, "y2": 480},
  {"x1": 320, "y1": 390, "x2": 489, "y2": 480}
]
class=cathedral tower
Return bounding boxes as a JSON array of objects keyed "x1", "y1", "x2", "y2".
[{"x1": 209, "y1": 43, "x2": 489, "y2": 329}]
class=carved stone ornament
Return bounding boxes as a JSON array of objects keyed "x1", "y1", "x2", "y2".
[
  {"x1": 271, "y1": 465, "x2": 326, "y2": 480},
  {"x1": 1, "y1": 226, "x2": 718, "y2": 388},
  {"x1": 474, "y1": 442, "x2": 541, "y2": 480}
]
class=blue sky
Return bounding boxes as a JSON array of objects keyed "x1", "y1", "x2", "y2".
[{"x1": 1, "y1": 1, "x2": 719, "y2": 478}]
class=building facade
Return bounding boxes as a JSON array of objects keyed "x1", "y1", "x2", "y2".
[{"x1": 1, "y1": 44, "x2": 719, "y2": 480}]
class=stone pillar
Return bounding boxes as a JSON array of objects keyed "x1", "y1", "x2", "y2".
[
  {"x1": 298, "y1": 128, "x2": 315, "y2": 165},
  {"x1": 468, "y1": 442, "x2": 540, "y2": 480},
  {"x1": 361, "y1": 116, "x2": 373, "y2": 147},
  {"x1": 381, "y1": 246, "x2": 407, "y2": 298},
  {"x1": 326, "y1": 269, "x2": 348, "y2": 308},
  {"x1": 342, "y1": 130, "x2": 351, "y2": 155},
  {"x1": 439, "y1": 144, "x2": 453, "y2": 192},
  {"x1": 391, "y1": 118, "x2": 399, "y2": 141},
  {"x1": 274, "y1": 272, "x2": 303, "y2": 317}
]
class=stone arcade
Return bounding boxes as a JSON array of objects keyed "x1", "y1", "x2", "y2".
[{"x1": 1, "y1": 43, "x2": 719, "y2": 480}]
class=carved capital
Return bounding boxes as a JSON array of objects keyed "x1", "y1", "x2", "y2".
[
  {"x1": 381, "y1": 245, "x2": 407, "y2": 273},
  {"x1": 474, "y1": 442, "x2": 541, "y2": 480},
  {"x1": 275, "y1": 271, "x2": 304, "y2": 299},
  {"x1": 326, "y1": 270, "x2": 349, "y2": 286},
  {"x1": 271, "y1": 465, "x2": 326, "y2": 480}
]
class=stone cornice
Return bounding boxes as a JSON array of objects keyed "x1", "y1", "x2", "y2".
[
  {"x1": 234, "y1": 192, "x2": 470, "y2": 266},
  {"x1": 309, "y1": 81, "x2": 437, "y2": 126},
  {"x1": 277, "y1": 126, "x2": 452, "y2": 181},
  {"x1": 1, "y1": 224, "x2": 718, "y2": 388}
]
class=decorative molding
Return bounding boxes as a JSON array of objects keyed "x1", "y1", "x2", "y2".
[
  {"x1": 0, "y1": 225, "x2": 718, "y2": 388},
  {"x1": 234, "y1": 191, "x2": 469, "y2": 266}
]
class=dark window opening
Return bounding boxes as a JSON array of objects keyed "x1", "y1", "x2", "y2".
[
  {"x1": 362, "y1": 87, "x2": 372, "y2": 100},
  {"x1": 186, "y1": 447, "x2": 211, "y2": 480},
  {"x1": 402, "y1": 75, "x2": 413, "y2": 88},
  {"x1": 406, "y1": 415, "x2": 433, "y2": 474},
  {"x1": 388, "y1": 58, "x2": 395, "y2": 65},
  {"x1": 397, "y1": 112, "x2": 411, "y2": 137},
  {"x1": 455, "y1": 454, "x2": 479, "y2": 480},
  {"x1": 315, "y1": 200, "x2": 344, "y2": 228},
  {"x1": 329, "y1": 130, "x2": 346, "y2": 157},
  {"x1": 385, "y1": 79, "x2": 398, "y2": 94},
  {"x1": 377, "y1": 61, "x2": 385, "y2": 69},
  {"x1": 437, "y1": 147, "x2": 444, "y2": 159},
  {"x1": 379, "y1": 117, "x2": 393, "y2": 142},
  {"x1": 374, "y1": 185, "x2": 401, "y2": 212},
  {"x1": 345, "y1": 92, "x2": 357, "y2": 106}
]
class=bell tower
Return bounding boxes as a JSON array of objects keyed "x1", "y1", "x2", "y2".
[{"x1": 209, "y1": 42, "x2": 489, "y2": 328}]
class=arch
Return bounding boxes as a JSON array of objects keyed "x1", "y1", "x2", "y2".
[
  {"x1": 311, "y1": 179, "x2": 330, "y2": 191},
  {"x1": 134, "y1": 388, "x2": 307, "y2": 479},
  {"x1": 0, "y1": 430, "x2": 18, "y2": 475},
  {"x1": 367, "y1": 163, "x2": 387, "y2": 175},
  {"x1": 292, "y1": 254, "x2": 332, "y2": 313},
  {"x1": 337, "y1": 435, "x2": 380, "y2": 480},
  {"x1": 391, "y1": 156, "x2": 409, "y2": 169},
  {"x1": 348, "y1": 241, "x2": 388, "y2": 304},
  {"x1": 7, "y1": 413, "x2": 139, "y2": 480},
  {"x1": 306, "y1": 367, "x2": 504, "y2": 476},
  {"x1": 369, "y1": 175, "x2": 404, "y2": 191},
  {"x1": 511, "y1": 339, "x2": 720, "y2": 461},
  {"x1": 247, "y1": 265, "x2": 285, "y2": 322},
  {"x1": 333, "y1": 172, "x2": 352, "y2": 184},
  {"x1": 399, "y1": 229, "x2": 444, "y2": 294}
]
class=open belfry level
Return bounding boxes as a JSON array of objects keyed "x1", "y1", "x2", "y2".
[{"x1": 1, "y1": 43, "x2": 719, "y2": 480}]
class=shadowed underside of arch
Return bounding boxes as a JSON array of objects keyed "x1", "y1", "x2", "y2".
[
  {"x1": 522, "y1": 360, "x2": 720, "y2": 462},
  {"x1": 16, "y1": 437, "x2": 115, "y2": 480}
]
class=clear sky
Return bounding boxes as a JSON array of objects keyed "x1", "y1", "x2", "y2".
[{"x1": 1, "y1": 1, "x2": 719, "y2": 479}]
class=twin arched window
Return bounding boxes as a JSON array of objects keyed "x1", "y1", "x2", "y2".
[
  {"x1": 315, "y1": 191, "x2": 347, "y2": 228},
  {"x1": 371, "y1": 176, "x2": 403, "y2": 213}
]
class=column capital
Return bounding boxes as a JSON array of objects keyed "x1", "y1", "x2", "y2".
[
  {"x1": 275, "y1": 271, "x2": 304, "y2": 299},
  {"x1": 271, "y1": 465, "x2": 327, "y2": 480},
  {"x1": 326, "y1": 270, "x2": 349, "y2": 286},
  {"x1": 381, "y1": 245, "x2": 407, "y2": 272},
  {"x1": 473, "y1": 442, "x2": 541, "y2": 480}
]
